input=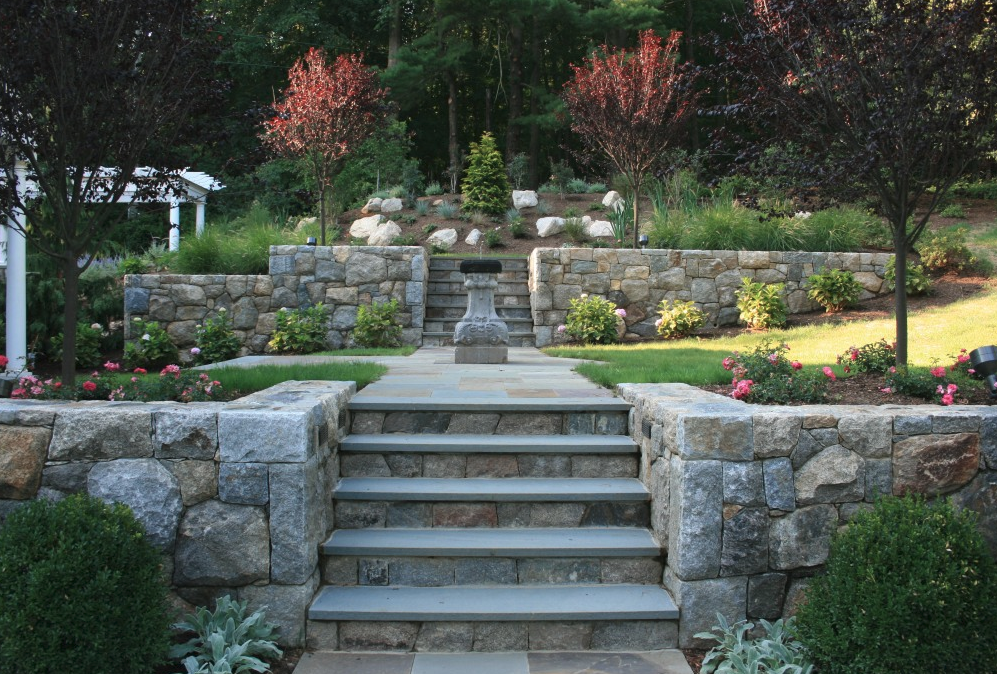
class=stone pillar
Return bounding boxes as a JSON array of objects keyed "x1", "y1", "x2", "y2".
[
  {"x1": 169, "y1": 200, "x2": 181, "y2": 251},
  {"x1": 454, "y1": 259, "x2": 509, "y2": 364},
  {"x1": 195, "y1": 200, "x2": 206, "y2": 238}
]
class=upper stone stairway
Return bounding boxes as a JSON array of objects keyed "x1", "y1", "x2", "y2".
[{"x1": 421, "y1": 256, "x2": 535, "y2": 347}]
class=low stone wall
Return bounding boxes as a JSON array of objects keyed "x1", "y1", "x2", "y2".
[
  {"x1": 124, "y1": 246, "x2": 427, "y2": 356},
  {"x1": 0, "y1": 380, "x2": 354, "y2": 646},
  {"x1": 529, "y1": 248, "x2": 893, "y2": 346},
  {"x1": 620, "y1": 383, "x2": 997, "y2": 647}
]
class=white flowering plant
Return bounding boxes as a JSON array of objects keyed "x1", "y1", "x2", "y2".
[{"x1": 124, "y1": 317, "x2": 179, "y2": 369}]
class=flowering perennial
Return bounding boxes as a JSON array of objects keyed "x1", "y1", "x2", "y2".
[{"x1": 11, "y1": 362, "x2": 223, "y2": 403}]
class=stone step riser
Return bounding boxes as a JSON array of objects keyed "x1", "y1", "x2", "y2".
[
  {"x1": 306, "y1": 619, "x2": 677, "y2": 652},
  {"x1": 423, "y1": 318, "x2": 533, "y2": 331},
  {"x1": 340, "y1": 453, "x2": 638, "y2": 479},
  {"x1": 421, "y1": 335, "x2": 537, "y2": 348},
  {"x1": 427, "y1": 280, "x2": 529, "y2": 292},
  {"x1": 334, "y1": 501, "x2": 650, "y2": 530},
  {"x1": 430, "y1": 259, "x2": 529, "y2": 270},
  {"x1": 426, "y1": 296, "x2": 530, "y2": 308},
  {"x1": 350, "y1": 411, "x2": 628, "y2": 436},
  {"x1": 424, "y1": 306, "x2": 532, "y2": 320},
  {"x1": 321, "y1": 556, "x2": 663, "y2": 587}
]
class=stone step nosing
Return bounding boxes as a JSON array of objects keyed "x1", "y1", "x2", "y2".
[
  {"x1": 341, "y1": 434, "x2": 637, "y2": 454},
  {"x1": 348, "y1": 397, "x2": 630, "y2": 412},
  {"x1": 322, "y1": 527, "x2": 660, "y2": 557},
  {"x1": 309, "y1": 584, "x2": 678, "y2": 621},
  {"x1": 333, "y1": 477, "x2": 649, "y2": 502}
]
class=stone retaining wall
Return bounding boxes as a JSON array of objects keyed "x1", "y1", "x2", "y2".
[
  {"x1": 0, "y1": 380, "x2": 354, "y2": 647},
  {"x1": 123, "y1": 246, "x2": 427, "y2": 357},
  {"x1": 529, "y1": 249, "x2": 893, "y2": 346},
  {"x1": 620, "y1": 383, "x2": 997, "y2": 647}
]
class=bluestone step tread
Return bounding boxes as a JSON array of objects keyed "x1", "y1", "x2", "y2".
[
  {"x1": 341, "y1": 434, "x2": 638, "y2": 454},
  {"x1": 309, "y1": 584, "x2": 678, "y2": 621},
  {"x1": 322, "y1": 527, "x2": 660, "y2": 557},
  {"x1": 334, "y1": 477, "x2": 649, "y2": 502},
  {"x1": 348, "y1": 397, "x2": 630, "y2": 412}
]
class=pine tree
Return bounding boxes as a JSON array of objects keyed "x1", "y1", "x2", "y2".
[{"x1": 461, "y1": 132, "x2": 510, "y2": 215}]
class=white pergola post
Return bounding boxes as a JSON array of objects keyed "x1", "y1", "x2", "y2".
[
  {"x1": 4, "y1": 159, "x2": 30, "y2": 378},
  {"x1": 169, "y1": 200, "x2": 181, "y2": 251},
  {"x1": 195, "y1": 199, "x2": 206, "y2": 237}
]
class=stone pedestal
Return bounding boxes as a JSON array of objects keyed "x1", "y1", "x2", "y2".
[{"x1": 454, "y1": 259, "x2": 509, "y2": 364}]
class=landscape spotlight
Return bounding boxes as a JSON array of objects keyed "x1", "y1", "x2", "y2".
[
  {"x1": 306, "y1": 237, "x2": 317, "y2": 246},
  {"x1": 969, "y1": 346, "x2": 997, "y2": 398},
  {"x1": 638, "y1": 234, "x2": 649, "y2": 249}
]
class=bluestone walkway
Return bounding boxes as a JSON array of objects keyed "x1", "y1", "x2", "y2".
[{"x1": 253, "y1": 346, "x2": 692, "y2": 674}]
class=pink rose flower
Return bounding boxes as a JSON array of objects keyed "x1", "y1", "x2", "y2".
[
  {"x1": 941, "y1": 393, "x2": 954, "y2": 406},
  {"x1": 0, "y1": 355, "x2": 8, "y2": 369},
  {"x1": 82, "y1": 381, "x2": 97, "y2": 392},
  {"x1": 822, "y1": 366, "x2": 836, "y2": 381},
  {"x1": 790, "y1": 361, "x2": 803, "y2": 370},
  {"x1": 930, "y1": 366, "x2": 946, "y2": 378},
  {"x1": 615, "y1": 308, "x2": 627, "y2": 318}
]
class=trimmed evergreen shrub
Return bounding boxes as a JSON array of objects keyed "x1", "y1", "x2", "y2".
[
  {"x1": 0, "y1": 494, "x2": 171, "y2": 674},
  {"x1": 796, "y1": 495, "x2": 997, "y2": 674},
  {"x1": 460, "y1": 132, "x2": 510, "y2": 215}
]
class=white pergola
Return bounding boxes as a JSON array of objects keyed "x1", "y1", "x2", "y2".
[{"x1": 1, "y1": 161, "x2": 223, "y2": 378}]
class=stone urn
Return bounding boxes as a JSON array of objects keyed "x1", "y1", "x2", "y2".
[{"x1": 454, "y1": 259, "x2": 509, "y2": 364}]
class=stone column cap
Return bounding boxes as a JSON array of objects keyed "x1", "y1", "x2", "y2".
[{"x1": 460, "y1": 259, "x2": 502, "y2": 274}]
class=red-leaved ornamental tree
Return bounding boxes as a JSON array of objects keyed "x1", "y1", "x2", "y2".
[
  {"x1": 562, "y1": 30, "x2": 697, "y2": 248},
  {"x1": 262, "y1": 48, "x2": 388, "y2": 245}
]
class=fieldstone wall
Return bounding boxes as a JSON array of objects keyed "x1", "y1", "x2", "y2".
[
  {"x1": 124, "y1": 246, "x2": 427, "y2": 357},
  {"x1": 0, "y1": 380, "x2": 355, "y2": 647},
  {"x1": 529, "y1": 248, "x2": 893, "y2": 346},
  {"x1": 620, "y1": 383, "x2": 997, "y2": 648}
]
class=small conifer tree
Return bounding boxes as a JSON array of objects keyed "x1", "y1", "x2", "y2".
[{"x1": 461, "y1": 132, "x2": 510, "y2": 215}]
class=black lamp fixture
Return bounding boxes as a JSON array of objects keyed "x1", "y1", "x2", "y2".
[
  {"x1": 969, "y1": 346, "x2": 997, "y2": 398},
  {"x1": 638, "y1": 234, "x2": 649, "y2": 249},
  {"x1": 306, "y1": 236, "x2": 317, "y2": 246}
]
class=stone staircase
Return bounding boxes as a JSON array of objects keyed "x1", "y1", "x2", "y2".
[
  {"x1": 422, "y1": 256, "x2": 535, "y2": 347},
  {"x1": 306, "y1": 396, "x2": 679, "y2": 652}
]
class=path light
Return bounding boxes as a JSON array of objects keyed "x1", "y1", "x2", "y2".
[
  {"x1": 306, "y1": 236, "x2": 317, "y2": 246},
  {"x1": 969, "y1": 345, "x2": 997, "y2": 398},
  {"x1": 638, "y1": 234, "x2": 648, "y2": 250}
]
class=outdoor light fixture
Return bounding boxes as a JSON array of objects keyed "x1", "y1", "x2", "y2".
[
  {"x1": 638, "y1": 234, "x2": 649, "y2": 249},
  {"x1": 306, "y1": 237, "x2": 317, "y2": 246},
  {"x1": 970, "y1": 346, "x2": 997, "y2": 398}
]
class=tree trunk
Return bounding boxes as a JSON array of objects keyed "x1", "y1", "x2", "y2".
[
  {"x1": 485, "y1": 87, "x2": 493, "y2": 133},
  {"x1": 446, "y1": 70, "x2": 460, "y2": 188},
  {"x1": 893, "y1": 227, "x2": 909, "y2": 367},
  {"x1": 505, "y1": 20, "x2": 524, "y2": 162},
  {"x1": 527, "y1": 17, "x2": 541, "y2": 189},
  {"x1": 631, "y1": 176, "x2": 642, "y2": 249},
  {"x1": 61, "y1": 258, "x2": 80, "y2": 386},
  {"x1": 388, "y1": 0, "x2": 402, "y2": 69},
  {"x1": 319, "y1": 182, "x2": 327, "y2": 246}
]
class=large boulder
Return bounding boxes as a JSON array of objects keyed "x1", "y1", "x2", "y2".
[
  {"x1": 88, "y1": 459, "x2": 183, "y2": 552},
  {"x1": 350, "y1": 214, "x2": 385, "y2": 239},
  {"x1": 381, "y1": 197, "x2": 404, "y2": 213},
  {"x1": 367, "y1": 220, "x2": 402, "y2": 246},
  {"x1": 603, "y1": 191, "x2": 625, "y2": 213},
  {"x1": 361, "y1": 197, "x2": 382, "y2": 214},
  {"x1": 536, "y1": 217, "x2": 566, "y2": 238},
  {"x1": 586, "y1": 220, "x2": 615, "y2": 238},
  {"x1": 465, "y1": 229, "x2": 482, "y2": 246},
  {"x1": 513, "y1": 190, "x2": 538, "y2": 209},
  {"x1": 427, "y1": 228, "x2": 458, "y2": 251}
]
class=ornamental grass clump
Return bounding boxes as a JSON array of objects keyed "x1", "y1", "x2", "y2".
[
  {"x1": 795, "y1": 495, "x2": 997, "y2": 674},
  {"x1": 722, "y1": 341, "x2": 832, "y2": 404},
  {"x1": 0, "y1": 495, "x2": 171, "y2": 674}
]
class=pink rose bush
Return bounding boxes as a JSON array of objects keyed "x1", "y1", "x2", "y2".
[
  {"x1": 722, "y1": 341, "x2": 831, "y2": 404},
  {"x1": 11, "y1": 361, "x2": 223, "y2": 402}
]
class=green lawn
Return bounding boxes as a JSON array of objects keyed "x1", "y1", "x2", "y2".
[
  {"x1": 204, "y1": 362, "x2": 387, "y2": 395},
  {"x1": 545, "y1": 284, "x2": 997, "y2": 388}
]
